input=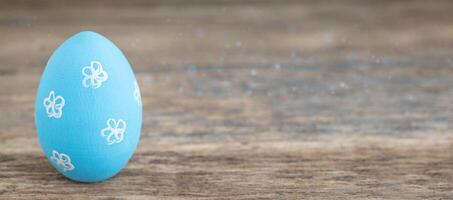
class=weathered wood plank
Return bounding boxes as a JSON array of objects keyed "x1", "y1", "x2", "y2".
[{"x1": 1, "y1": 0, "x2": 453, "y2": 199}]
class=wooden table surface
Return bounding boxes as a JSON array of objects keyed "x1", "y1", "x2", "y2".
[{"x1": 1, "y1": 0, "x2": 453, "y2": 199}]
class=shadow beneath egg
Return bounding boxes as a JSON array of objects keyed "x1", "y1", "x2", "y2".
[
  {"x1": 0, "y1": 153, "x2": 76, "y2": 184},
  {"x1": 0, "y1": 152, "x2": 130, "y2": 186}
]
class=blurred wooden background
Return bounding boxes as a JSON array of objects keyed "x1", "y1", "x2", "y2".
[{"x1": 1, "y1": 0, "x2": 453, "y2": 199}]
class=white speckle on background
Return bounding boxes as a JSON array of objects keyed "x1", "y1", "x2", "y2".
[
  {"x1": 178, "y1": 85, "x2": 184, "y2": 93},
  {"x1": 267, "y1": 91, "x2": 273, "y2": 97},
  {"x1": 339, "y1": 82, "x2": 349, "y2": 89},
  {"x1": 195, "y1": 27, "x2": 205, "y2": 39},
  {"x1": 235, "y1": 41, "x2": 242, "y2": 48},
  {"x1": 250, "y1": 69, "x2": 257, "y2": 76},
  {"x1": 406, "y1": 94, "x2": 415, "y2": 101},
  {"x1": 323, "y1": 32, "x2": 333, "y2": 44},
  {"x1": 143, "y1": 74, "x2": 153, "y2": 86}
]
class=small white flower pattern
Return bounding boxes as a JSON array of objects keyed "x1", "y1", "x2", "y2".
[
  {"x1": 82, "y1": 61, "x2": 108, "y2": 88},
  {"x1": 134, "y1": 80, "x2": 141, "y2": 105},
  {"x1": 43, "y1": 91, "x2": 65, "y2": 118},
  {"x1": 100, "y1": 118, "x2": 127, "y2": 145},
  {"x1": 50, "y1": 150, "x2": 75, "y2": 172},
  {"x1": 41, "y1": 59, "x2": 144, "y2": 174}
]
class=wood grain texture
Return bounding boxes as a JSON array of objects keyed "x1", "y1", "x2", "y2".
[{"x1": 1, "y1": 0, "x2": 453, "y2": 199}]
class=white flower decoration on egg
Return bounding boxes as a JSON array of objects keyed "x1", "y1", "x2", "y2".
[
  {"x1": 50, "y1": 150, "x2": 75, "y2": 172},
  {"x1": 100, "y1": 118, "x2": 127, "y2": 145},
  {"x1": 43, "y1": 90, "x2": 65, "y2": 118},
  {"x1": 134, "y1": 80, "x2": 141, "y2": 106},
  {"x1": 82, "y1": 61, "x2": 108, "y2": 88}
]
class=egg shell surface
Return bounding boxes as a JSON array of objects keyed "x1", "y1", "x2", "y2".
[{"x1": 34, "y1": 31, "x2": 142, "y2": 182}]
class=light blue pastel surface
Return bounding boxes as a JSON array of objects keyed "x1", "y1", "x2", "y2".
[{"x1": 34, "y1": 31, "x2": 142, "y2": 182}]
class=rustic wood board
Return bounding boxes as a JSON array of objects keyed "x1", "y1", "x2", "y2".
[{"x1": 1, "y1": 0, "x2": 453, "y2": 199}]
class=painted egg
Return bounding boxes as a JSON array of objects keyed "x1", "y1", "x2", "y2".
[{"x1": 34, "y1": 31, "x2": 142, "y2": 182}]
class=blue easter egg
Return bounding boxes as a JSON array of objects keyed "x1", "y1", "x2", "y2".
[{"x1": 34, "y1": 31, "x2": 142, "y2": 182}]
